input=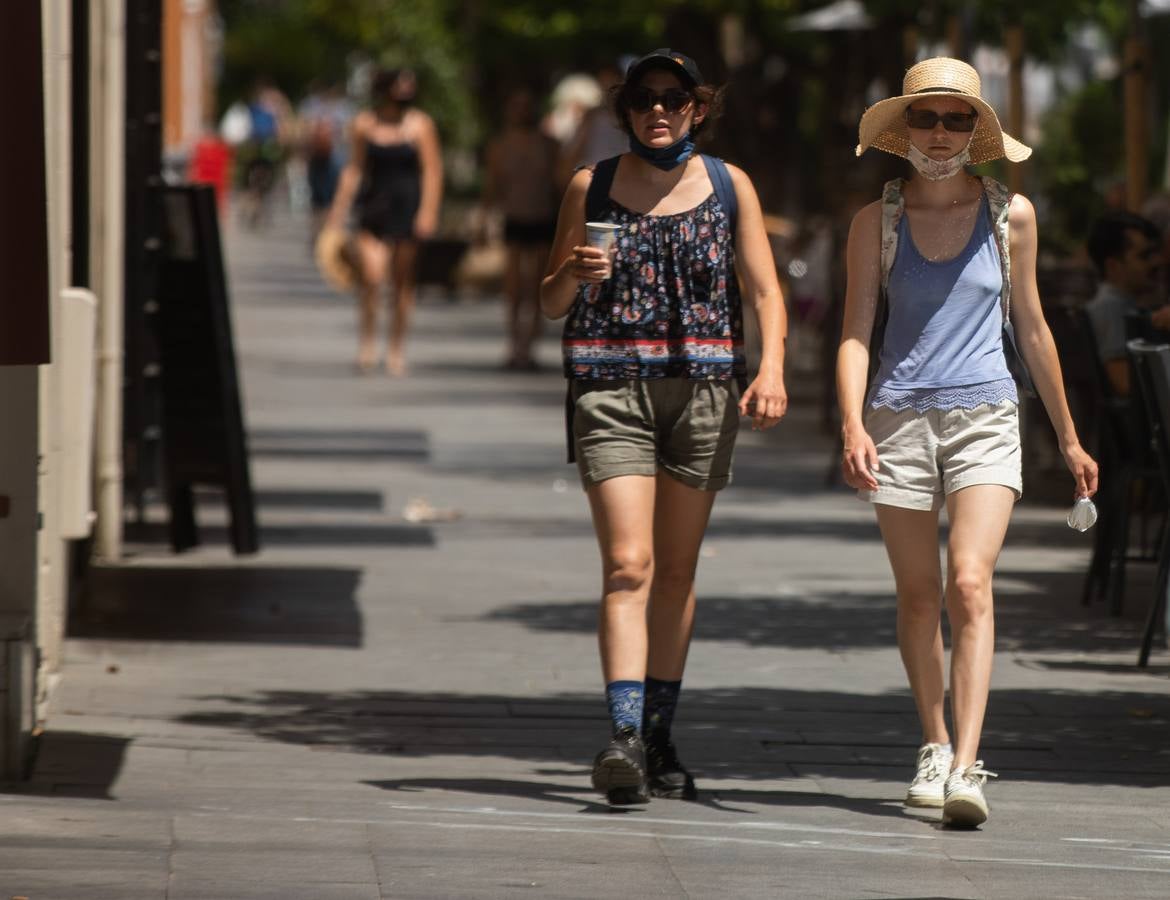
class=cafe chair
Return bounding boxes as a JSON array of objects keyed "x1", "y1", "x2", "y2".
[{"x1": 1126, "y1": 339, "x2": 1170, "y2": 667}]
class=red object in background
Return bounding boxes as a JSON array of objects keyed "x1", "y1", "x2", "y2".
[{"x1": 188, "y1": 136, "x2": 233, "y2": 211}]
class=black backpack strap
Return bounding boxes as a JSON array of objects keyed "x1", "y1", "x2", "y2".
[
  {"x1": 584, "y1": 155, "x2": 621, "y2": 222},
  {"x1": 701, "y1": 154, "x2": 737, "y2": 241},
  {"x1": 564, "y1": 384, "x2": 577, "y2": 463}
]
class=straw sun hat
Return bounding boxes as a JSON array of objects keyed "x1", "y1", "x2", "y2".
[
  {"x1": 314, "y1": 226, "x2": 363, "y2": 293},
  {"x1": 856, "y1": 57, "x2": 1031, "y2": 165}
]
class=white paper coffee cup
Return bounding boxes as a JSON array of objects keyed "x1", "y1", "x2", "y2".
[{"x1": 585, "y1": 222, "x2": 621, "y2": 253}]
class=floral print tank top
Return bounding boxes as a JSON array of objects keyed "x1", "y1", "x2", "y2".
[{"x1": 562, "y1": 192, "x2": 745, "y2": 380}]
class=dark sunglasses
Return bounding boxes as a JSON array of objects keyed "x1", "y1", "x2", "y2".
[
  {"x1": 627, "y1": 87, "x2": 694, "y2": 114},
  {"x1": 904, "y1": 108, "x2": 978, "y2": 132}
]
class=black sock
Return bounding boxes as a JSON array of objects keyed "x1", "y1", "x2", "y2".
[{"x1": 642, "y1": 676, "x2": 682, "y2": 744}]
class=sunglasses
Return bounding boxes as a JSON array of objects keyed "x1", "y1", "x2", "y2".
[
  {"x1": 904, "y1": 108, "x2": 978, "y2": 132},
  {"x1": 627, "y1": 87, "x2": 694, "y2": 114}
]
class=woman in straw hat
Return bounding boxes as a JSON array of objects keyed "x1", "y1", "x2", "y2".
[{"x1": 837, "y1": 57, "x2": 1097, "y2": 826}]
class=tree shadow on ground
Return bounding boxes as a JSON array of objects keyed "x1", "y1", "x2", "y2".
[
  {"x1": 125, "y1": 519, "x2": 434, "y2": 549},
  {"x1": 72, "y1": 565, "x2": 365, "y2": 647},
  {"x1": 247, "y1": 427, "x2": 430, "y2": 462},
  {"x1": 4, "y1": 732, "x2": 129, "y2": 799},
  {"x1": 481, "y1": 567, "x2": 1153, "y2": 656},
  {"x1": 362, "y1": 775, "x2": 921, "y2": 824},
  {"x1": 173, "y1": 684, "x2": 1170, "y2": 790}
]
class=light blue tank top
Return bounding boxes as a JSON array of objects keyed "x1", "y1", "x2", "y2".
[{"x1": 870, "y1": 194, "x2": 1017, "y2": 411}]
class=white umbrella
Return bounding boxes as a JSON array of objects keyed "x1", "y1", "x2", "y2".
[{"x1": 787, "y1": 0, "x2": 873, "y2": 32}]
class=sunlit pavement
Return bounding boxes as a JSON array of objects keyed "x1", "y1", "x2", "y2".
[{"x1": 2, "y1": 208, "x2": 1167, "y2": 899}]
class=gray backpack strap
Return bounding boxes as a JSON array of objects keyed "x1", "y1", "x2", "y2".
[
  {"x1": 878, "y1": 178, "x2": 906, "y2": 293},
  {"x1": 980, "y1": 175, "x2": 1014, "y2": 321},
  {"x1": 980, "y1": 176, "x2": 1036, "y2": 396},
  {"x1": 869, "y1": 179, "x2": 904, "y2": 382}
]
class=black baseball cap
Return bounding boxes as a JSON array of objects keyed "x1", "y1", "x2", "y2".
[{"x1": 625, "y1": 49, "x2": 704, "y2": 87}]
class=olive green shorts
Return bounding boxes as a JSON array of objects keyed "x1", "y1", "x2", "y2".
[{"x1": 571, "y1": 378, "x2": 740, "y2": 491}]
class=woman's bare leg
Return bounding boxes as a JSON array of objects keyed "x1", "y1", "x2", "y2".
[
  {"x1": 646, "y1": 471, "x2": 718, "y2": 681},
  {"x1": 585, "y1": 475, "x2": 657, "y2": 682},
  {"x1": 502, "y1": 242, "x2": 523, "y2": 365},
  {"x1": 387, "y1": 239, "x2": 419, "y2": 376},
  {"x1": 943, "y1": 484, "x2": 1013, "y2": 768},
  {"x1": 355, "y1": 233, "x2": 390, "y2": 372},
  {"x1": 516, "y1": 244, "x2": 547, "y2": 367},
  {"x1": 875, "y1": 503, "x2": 949, "y2": 745}
]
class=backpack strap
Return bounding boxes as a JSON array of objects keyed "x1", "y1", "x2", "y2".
[
  {"x1": 586, "y1": 154, "x2": 739, "y2": 240},
  {"x1": 870, "y1": 179, "x2": 905, "y2": 382},
  {"x1": 880, "y1": 175, "x2": 1014, "y2": 321},
  {"x1": 980, "y1": 175, "x2": 1014, "y2": 321},
  {"x1": 700, "y1": 154, "x2": 737, "y2": 240},
  {"x1": 584, "y1": 155, "x2": 621, "y2": 222},
  {"x1": 878, "y1": 178, "x2": 906, "y2": 294}
]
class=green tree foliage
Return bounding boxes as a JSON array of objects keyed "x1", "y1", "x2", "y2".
[
  {"x1": 216, "y1": 0, "x2": 1160, "y2": 226},
  {"x1": 219, "y1": 0, "x2": 475, "y2": 146},
  {"x1": 1031, "y1": 79, "x2": 1124, "y2": 252}
]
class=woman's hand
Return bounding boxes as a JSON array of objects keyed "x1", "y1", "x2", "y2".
[
  {"x1": 841, "y1": 421, "x2": 880, "y2": 491},
  {"x1": 738, "y1": 366, "x2": 787, "y2": 430},
  {"x1": 414, "y1": 209, "x2": 439, "y2": 240},
  {"x1": 1061, "y1": 441, "x2": 1099, "y2": 499},
  {"x1": 564, "y1": 245, "x2": 611, "y2": 283}
]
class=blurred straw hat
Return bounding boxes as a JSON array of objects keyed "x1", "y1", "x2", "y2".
[
  {"x1": 856, "y1": 57, "x2": 1031, "y2": 165},
  {"x1": 314, "y1": 226, "x2": 362, "y2": 293}
]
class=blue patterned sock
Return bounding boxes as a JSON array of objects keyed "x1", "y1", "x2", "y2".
[
  {"x1": 642, "y1": 676, "x2": 682, "y2": 742},
  {"x1": 605, "y1": 680, "x2": 644, "y2": 734}
]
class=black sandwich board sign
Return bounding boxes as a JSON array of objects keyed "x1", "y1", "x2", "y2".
[{"x1": 157, "y1": 184, "x2": 259, "y2": 554}]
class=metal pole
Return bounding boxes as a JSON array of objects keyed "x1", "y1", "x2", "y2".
[{"x1": 93, "y1": 0, "x2": 125, "y2": 561}]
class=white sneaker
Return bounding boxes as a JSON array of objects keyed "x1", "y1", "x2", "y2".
[
  {"x1": 905, "y1": 742, "x2": 954, "y2": 808},
  {"x1": 943, "y1": 761, "x2": 998, "y2": 826}
]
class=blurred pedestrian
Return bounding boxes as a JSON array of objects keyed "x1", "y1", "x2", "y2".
[
  {"x1": 839, "y1": 58, "x2": 1098, "y2": 827},
  {"x1": 1085, "y1": 211, "x2": 1168, "y2": 395},
  {"x1": 237, "y1": 77, "x2": 292, "y2": 229},
  {"x1": 559, "y1": 62, "x2": 628, "y2": 182},
  {"x1": 484, "y1": 87, "x2": 560, "y2": 370},
  {"x1": 540, "y1": 49, "x2": 788, "y2": 805},
  {"x1": 327, "y1": 69, "x2": 443, "y2": 375},
  {"x1": 299, "y1": 81, "x2": 354, "y2": 242}
]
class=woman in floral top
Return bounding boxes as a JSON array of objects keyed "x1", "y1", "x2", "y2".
[{"x1": 540, "y1": 49, "x2": 788, "y2": 805}]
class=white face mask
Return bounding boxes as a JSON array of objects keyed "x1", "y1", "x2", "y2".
[{"x1": 907, "y1": 140, "x2": 972, "y2": 181}]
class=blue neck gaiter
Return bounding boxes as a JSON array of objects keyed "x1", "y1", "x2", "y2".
[{"x1": 629, "y1": 132, "x2": 695, "y2": 171}]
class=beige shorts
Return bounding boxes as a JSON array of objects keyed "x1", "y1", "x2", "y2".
[
  {"x1": 572, "y1": 379, "x2": 739, "y2": 491},
  {"x1": 859, "y1": 401, "x2": 1023, "y2": 512}
]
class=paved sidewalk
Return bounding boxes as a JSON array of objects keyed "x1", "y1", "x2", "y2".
[{"x1": 2, "y1": 212, "x2": 1168, "y2": 899}]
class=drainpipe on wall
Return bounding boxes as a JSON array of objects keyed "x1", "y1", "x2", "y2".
[{"x1": 93, "y1": 0, "x2": 125, "y2": 563}]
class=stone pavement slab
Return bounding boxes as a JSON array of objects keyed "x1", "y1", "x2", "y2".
[{"x1": 1, "y1": 211, "x2": 1167, "y2": 898}]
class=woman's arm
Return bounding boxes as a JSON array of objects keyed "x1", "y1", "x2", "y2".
[
  {"x1": 326, "y1": 113, "x2": 368, "y2": 230},
  {"x1": 1008, "y1": 193, "x2": 1098, "y2": 497},
  {"x1": 539, "y1": 167, "x2": 608, "y2": 319},
  {"x1": 727, "y1": 164, "x2": 788, "y2": 430},
  {"x1": 414, "y1": 112, "x2": 444, "y2": 238},
  {"x1": 836, "y1": 201, "x2": 882, "y2": 491},
  {"x1": 481, "y1": 138, "x2": 500, "y2": 209}
]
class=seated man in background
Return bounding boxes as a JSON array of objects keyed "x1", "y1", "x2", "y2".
[{"x1": 1085, "y1": 211, "x2": 1168, "y2": 395}]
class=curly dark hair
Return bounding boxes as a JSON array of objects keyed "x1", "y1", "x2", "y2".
[{"x1": 611, "y1": 70, "x2": 726, "y2": 141}]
